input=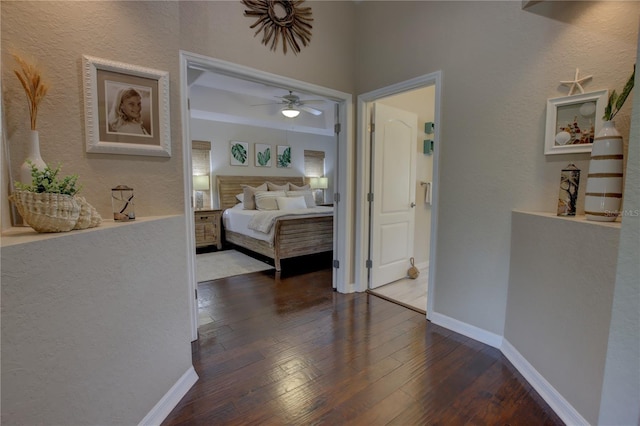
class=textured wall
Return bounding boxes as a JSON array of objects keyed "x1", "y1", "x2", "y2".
[
  {"x1": 505, "y1": 212, "x2": 620, "y2": 424},
  {"x1": 1, "y1": 217, "x2": 192, "y2": 425},
  {"x1": 178, "y1": 1, "x2": 355, "y2": 96},
  {"x1": 1, "y1": 1, "x2": 184, "y2": 224},
  {"x1": 354, "y1": 1, "x2": 639, "y2": 335},
  {"x1": 598, "y1": 29, "x2": 640, "y2": 425}
]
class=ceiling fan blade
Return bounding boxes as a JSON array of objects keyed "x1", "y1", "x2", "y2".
[
  {"x1": 299, "y1": 105, "x2": 323, "y2": 116},
  {"x1": 299, "y1": 99, "x2": 326, "y2": 105},
  {"x1": 251, "y1": 101, "x2": 283, "y2": 106}
]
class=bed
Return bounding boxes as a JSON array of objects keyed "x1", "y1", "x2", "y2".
[{"x1": 217, "y1": 175, "x2": 334, "y2": 271}]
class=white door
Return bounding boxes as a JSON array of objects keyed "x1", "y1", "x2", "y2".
[{"x1": 370, "y1": 103, "x2": 417, "y2": 289}]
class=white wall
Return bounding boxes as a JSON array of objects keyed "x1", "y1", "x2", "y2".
[
  {"x1": 1, "y1": 217, "x2": 193, "y2": 425},
  {"x1": 190, "y1": 119, "x2": 336, "y2": 209},
  {"x1": 597, "y1": 29, "x2": 640, "y2": 425},
  {"x1": 505, "y1": 213, "x2": 620, "y2": 424},
  {"x1": 354, "y1": 1, "x2": 639, "y2": 335}
]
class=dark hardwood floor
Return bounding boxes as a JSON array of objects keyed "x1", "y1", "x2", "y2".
[{"x1": 163, "y1": 267, "x2": 563, "y2": 425}]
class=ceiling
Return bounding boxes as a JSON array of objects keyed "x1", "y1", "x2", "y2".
[{"x1": 187, "y1": 67, "x2": 337, "y2": 136}]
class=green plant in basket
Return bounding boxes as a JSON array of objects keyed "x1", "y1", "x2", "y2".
[{"x1": 15, "y1": 160, "x2": 81, "y2": 196}]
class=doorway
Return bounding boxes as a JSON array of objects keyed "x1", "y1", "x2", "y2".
[
  {"x1": 356, "y1": 72, "x2": 442, "y2": 319},
  {"x1": 179, "y1": 51, "x2": 353, "y2": 340}
]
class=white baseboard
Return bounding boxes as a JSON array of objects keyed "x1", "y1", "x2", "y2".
[
  {"x1": 501, "y1": 340, "x2": 588, "y2": 426},
  {"x1": 429, "y1": 312, "x2": 503, "y2": 348},
  {"x1": 430, "y1": 314, "x2": 588, "y2": 424},
  {"x1": 416, "y1": 260, "x2": 429, "y2": 271},
  {"x1": 138, "y1": 366, "x2": 199, "y2": 426}
]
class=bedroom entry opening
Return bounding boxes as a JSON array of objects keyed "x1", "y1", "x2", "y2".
[
  {"x1": 179, "y1": 52, "x2": 353, "y2": 339},
  {"x1": 357, "y1": 71, "x2": 442, "y2": 318}
]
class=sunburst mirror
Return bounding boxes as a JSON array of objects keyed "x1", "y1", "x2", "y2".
[{"x1": 242, "y1": 0, "x2": 313, "y2": 55}]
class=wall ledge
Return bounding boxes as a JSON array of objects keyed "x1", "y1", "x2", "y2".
[
  {"x1": 1, "y1": 215, "x2": 182, "y2": 248},
  {"x1": 513, "y1": 210, "x2": 622, "y2": 229}
]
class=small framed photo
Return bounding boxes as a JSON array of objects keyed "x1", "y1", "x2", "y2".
[
  {"x1": 230, "y1": 141, "x2": 249, "y2": 166},
  {"x1": 255, "y1": 144, "x2": 272, "y2": 167},
  {"x1": 82, "y1": 55, "x2": 171, "y2": 157},
  {"x1": 276, "y1": 145, "x2": 291, "y2": 168},
  {"x1": 544, "y1": 90, "x2": 608, "y2": 155}
]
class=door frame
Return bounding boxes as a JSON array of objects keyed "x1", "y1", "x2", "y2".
[
  {"x1": 355, "y1": 71, "x2": 442, "y2": 319},
  {"x1": 179, "y1": 51, "x2": 354, "y2": 340}
]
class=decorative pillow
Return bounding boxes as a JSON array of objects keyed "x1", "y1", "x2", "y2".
[
  {"x1": 266, "y1": 182, "x2": 290, "y2": 191},
  {"x1": 241, "y1": 183, "x2": 267, "y2": 210},
  {"x1": 235, "y1": 193, "x2": 244, "y2": 203},
  {"x1": 286, "y1": 190, "x2": 316, "y2": 208},
  {"x1": 231, "y1": 202, "x2": 244, "y2": 210},
  {"x1": 289, "y1": 183, "x2": 311, "y2": 191},
  {"x1": 277, "y1": 196, "x2": 307, "y2": 211},
  {"x1": 255, "y1": 190, "x2": 286, "y2": 211}
]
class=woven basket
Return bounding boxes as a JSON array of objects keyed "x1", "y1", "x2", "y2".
[
  {"x1": 9, "y1": 191, "x2": 80, "y2": 233},
  {"x1": 73, "y1": 196, "x2": 102, "y2": 230}
]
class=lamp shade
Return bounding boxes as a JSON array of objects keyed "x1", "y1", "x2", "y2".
[
  {"x1": 317, "y1": 177, "x2": 328, "y2": 189},
  {"x1": 193, "y1": 175, "x2": 210, "y2": 191},
  {"x1": 309, "y1": 177, "x2": 329, "y2": 189},
  {"x1": 281, "y1": 107, "x2": 300, "y2": 118}
]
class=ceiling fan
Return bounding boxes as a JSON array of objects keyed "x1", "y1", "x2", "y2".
[{"x1": 255, "y1": 91, "x2": 325, "y2": 118}]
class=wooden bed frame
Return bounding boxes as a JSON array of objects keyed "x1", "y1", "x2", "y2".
[{"x1": 216, "y1": 175, "x2": 333, "y2": 271}]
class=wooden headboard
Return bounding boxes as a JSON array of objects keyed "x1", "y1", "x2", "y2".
[{"x1": 216, "y1": 175, "x2": 306, "y2": 210}]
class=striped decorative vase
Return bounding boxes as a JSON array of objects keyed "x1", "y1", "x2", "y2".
[{"x1": 585, "y1": 120, "x2": 623, "y2": 222}]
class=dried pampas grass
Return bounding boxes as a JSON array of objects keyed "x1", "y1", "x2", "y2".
[{"x1": 13, "y1": 54, "x2": 49, "y2": 131}]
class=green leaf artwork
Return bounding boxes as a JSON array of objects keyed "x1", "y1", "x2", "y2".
[
  {"x1": 230, "y1": 142, "x2": 248, "y2": 165},
  {"x1": 277, "y1": 146, "x2": 291, "y2": 168},
  {"x1": 256, "y1": 145, "x2": 271, "y2": 167}
]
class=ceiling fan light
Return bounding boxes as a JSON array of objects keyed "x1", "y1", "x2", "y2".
[{"x1": 281, "y1": 107, "x2": 300, "y2": 118}]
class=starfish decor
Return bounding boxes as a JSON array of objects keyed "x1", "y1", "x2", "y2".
[{"x1": 560, "y1": 68, "x2": 593, "y2": 96}]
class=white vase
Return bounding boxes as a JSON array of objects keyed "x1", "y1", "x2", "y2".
[
  {"x1": 19, "y1": 130, "x2": 47, "y2": 186},
  {"x1": 584, "y1": 121, "x2": 624, "y2": 222}
]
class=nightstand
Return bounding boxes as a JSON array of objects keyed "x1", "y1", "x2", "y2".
[{"x1": 194, "y1": 209, "x2": 222, "y2": 249}]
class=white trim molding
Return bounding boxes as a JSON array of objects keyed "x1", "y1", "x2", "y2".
[
  {"x1": 138, "y1": 366, "x2": 198, "y2": 426},
  {"x1": 429, "y1": 312, "x2": 503, "y2": 349},
  {"x1": 501, "y1": 339, "x2": 589, "y2": 426}
]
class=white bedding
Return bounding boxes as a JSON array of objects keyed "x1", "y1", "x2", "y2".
[{"x1": 222, "y1": 206, "x2": 333, "y2": 245}]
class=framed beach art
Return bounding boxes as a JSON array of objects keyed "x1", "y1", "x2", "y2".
[
  {"x1": 544, "y1": 90, "x2": 608, "y2": 155},
  {"x1": 82, "y1": 55, "x2": 171, "y2": 157}
]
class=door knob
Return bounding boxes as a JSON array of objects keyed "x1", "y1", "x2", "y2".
[{"x1": 410, "y1": 202, "x2": 416, "y2": 208}]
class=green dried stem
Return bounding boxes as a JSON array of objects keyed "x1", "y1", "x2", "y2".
[
  {"x1": 13, "y1": 54, "x2": 49, "y2": 131},
  {"x1": 604, "y1": 65, "x2": 635, "y2": 121}
]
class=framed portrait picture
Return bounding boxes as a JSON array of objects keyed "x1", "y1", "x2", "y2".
[
  {"x1": 255, "y1": 144, "x2": 272, "y2": 167},
  {"x1": 276, "y1": 145, "x2": 291, "y2": 168},
  {"x1": 82, "y1": 55, "x2": 171, "y2": 157},
  {"x1": 230, "y1": 141, "x2": 249, "y2": 166},
  {"x1": 544, "y1": 90, "x2": 608, "y2": 155}
]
